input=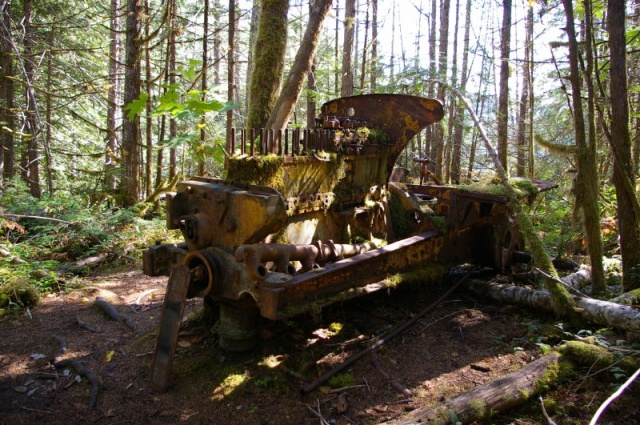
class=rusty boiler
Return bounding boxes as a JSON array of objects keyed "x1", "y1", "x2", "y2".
[{"x1": 143, "y1": 94, "x2": 548, "y2": 390}]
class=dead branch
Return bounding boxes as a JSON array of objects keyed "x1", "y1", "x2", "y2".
[
  {"x1": 369, "y1": 350, "x2": 412, "y2": 396},
  {"x1": 94, "y1": 296, "x2": 137, "y2": 330},
  {"x1": 0, "y1": 213, "x2": 72, "y2": 225},
  {"x1": 51, "y1": 335, "x2": 102, "y2": 410},
  {"x1": 76, "y1": 315, "x2": 99, "y2": 333}
]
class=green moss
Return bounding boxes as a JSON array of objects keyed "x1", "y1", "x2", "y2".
[
  {"x1": 469, "y1": 399, "x2": 487, "y2": 418},
  {"x1": 0, "y1": 277, "x2": 39, "y2": 308},
  {"x1": 327, "y1": 373, "x2": 357, "y2": 388},
  {"x1": 430, "y1": 215, "x2": 448, "y2": 233},
  {"x1": 227, "y1": 154, "x2": 347, "y2": 207},
  {"x1": 227, "y1": 154, "x2": 285, "y2": 191},
  {"x1": 389, "y1": 192, "x2": 414, "y2": 239},
  {"x1": 383, "y1": 265, "x2": 447, "y2": 288},
  {"x1": 557, "y1": 341, "x2": 639, "y2": 374},
  {"x1": 458, "y1": 177, "x2": 539, "y2": 203}
]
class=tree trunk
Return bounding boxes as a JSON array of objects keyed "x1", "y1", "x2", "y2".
[
  {"x1": 266, "y1": 0, "x2": 333, "y2": 131},
  {"x1": 582, "y1": 0, "x2": 606, "y2": 294},
  {"x1": 382, "y1": 353, "x2": 561, "y2": 425},
  {"x1": 369, "y1": 0, "x2": 377, "y2": 91},
  {"x1": 561, "y1": 0, "x2": 606, "y2": 293},
  {"x1": 340, "y1": 0, "x2": 355, "y2": 97},
  {"x1": 44, "y1": 30, "x2": 54, "y2": 195},
  {"x1": 144, "y1": 0, "x2": 153, "y2": 197},
  {"x1": 105, "y1": 0, "x2": 122, "y2": 194},
  {"x1": 450, "y1": 0, "x2": 471, "y2": 184},
  {"x1": 246, "y1": 0, "x2": 289, "y2": 131},
  {"x1": 0, "y1": 2, "x2": 15, "y2": 184},
  {"x1": 433, "y1": 0, "x2": 450, "y2": 181},
  {"x1": 607, "y1": 0, "x2": 640, "y2": 292},
  {"x1": 496, "y1": 0, "x2": 511, "y2": 174},
  {"x1": 22, "y1": 0, "x2": 42, "y2": 198},
  {"x1": 199, "y1": 0, "x2": 210, "y2": 174},
  {"x1": 121, "y1": 0, "x2": 143, "y2": 206},
  {"x1": 516, "y1": 6, "x2": 532, "y2": 177},
  {"x1": 168, "y1": 0, "x2": 177, "y2": 180},
  {"x1": 464, "y1": 279, "x2": 640, "y2": 334}
]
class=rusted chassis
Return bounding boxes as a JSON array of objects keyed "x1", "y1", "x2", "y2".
[{"x1": 143, "y1": 94, "x2": 525, "y2": 390}]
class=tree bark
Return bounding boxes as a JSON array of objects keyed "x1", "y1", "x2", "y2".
[
  {"x1": 266, "y1": 0, "x2": 333, "y2": 131},
  {"x1": 561, "y1": 0, "x2": 606, "y2": 293},
  {"x1": 382, "y1": 354, "x2": 561, "y2": 425},
  {"x1": 516, "y1": 6, "x2": 532, "y2": 177},
  {"x1": 369, "y1": 0, "x2": 377, "y2": 91},
  {"x1": 497, "y1": 0, "x2": 511, "y2": 174},
  {"x1": 22, "y1": 0, "x2": 42, "y2": 198},
  {"x1": 0, "y1": 1, "x2": 15, "y2": 184},
  {"x1": 121, "y1": 0, "x2": 143, "y2": 206},
  {"x1": 450, "y1": 0, "x2": 471, "y2": 184},
  {"x1": 340, "y1": 0, "x2": 355, "y2": 96},
  {"x1": 607, "y1": 0, "x2": 640, "y2": 292},
  {"x1": 199, "y1": 0, "x2": 210, "y2": 173},
  {"x1": 105, "y1": 0, "x2": 122, "y2": 194},
  {"x1": 464, "y1": 279, "x2": 640, "y2": 334},
  {"x1": 246, "y1": 0, "x2": 289, "y2": 131},
  {"x1": 433, "y1": 0, "x2": 450, "y2": 180}
]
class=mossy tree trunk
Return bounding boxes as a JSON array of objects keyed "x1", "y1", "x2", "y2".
[
  {"x1": 246, "y1": 0, "x2": 289, "y2": 130},
  {"x1": 607, "y1": 0, "x2": 640, "y2": 292},
  {"x1": 265, "y1": 0, "x2": 333, "y2": 132},
  {"x1": 439, "y1": 81, "x2": 582, "y2": 324},
  {"x1": 561, "y1": 0, "x2": 606, "y2": 294}
]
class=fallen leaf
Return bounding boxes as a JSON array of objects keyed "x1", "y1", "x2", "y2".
[
  {"x1": 105, "y1": 350, "x2": 115, "y2": 362},
  {"x1": 178, "y1": 340, "x2": 191, "y2": 348}
]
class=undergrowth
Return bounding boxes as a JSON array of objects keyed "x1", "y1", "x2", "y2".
[{"x1": 0, "y1": 181, "x2": 180, "y2": 309}]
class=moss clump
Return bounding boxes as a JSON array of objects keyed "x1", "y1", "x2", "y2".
[
  {"x1": 458, "y1": 177, "x2": 539, "y2": 203},
  {"x1": 227, "y1": 154, "x2": 285, "y2": 192},
  {"x1": 327, "y1": 373, "x2": 357, "y2": 389},
  {"x1": 383, "y1": 265, "x2": 447, "y2": 289},
  {"x1": 557, "y1": 340, "x2": 638, "y2": 374},
  {"x1": 0, "y1": 277, "x2": 39, "y2": 308},
  {"x1": 389, "y1": 192, "x2": 414, "y2": 239}
]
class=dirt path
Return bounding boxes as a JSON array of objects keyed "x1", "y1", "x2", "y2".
[{"x1": 1, "y1": 269, "x2": 637, "y2": 424}]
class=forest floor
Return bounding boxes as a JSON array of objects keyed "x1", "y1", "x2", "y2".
[{"x1": 1, "y1": 267, "x2": 639, "y2": 425}]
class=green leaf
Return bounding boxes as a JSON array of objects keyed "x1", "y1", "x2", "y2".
[
  {"x1": 123, "y1": 92, "x2": 148, "y2": 121},
  {"x1": 158, "y1": 133, "x2": 196, "y2": 149}
]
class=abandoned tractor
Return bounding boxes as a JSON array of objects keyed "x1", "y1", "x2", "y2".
[{"x1": 143, "y1": 94, "x2": 551, "y2": 390}]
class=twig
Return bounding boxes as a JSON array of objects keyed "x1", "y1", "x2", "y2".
[
  {"x1": 539, "y1": 395, "x2": 557, "y2": 425},
  {"x1": 306, "y1": 403, "x2": 330, "y2": 425},
  {"x1": 134, "y1": 288, "x2": 158, "y2": 306},
  {"x1": 76, "y1": 315, "x2": 99, "y2": 333},
  {"x1": 370, "y1": 350, "x2": 412, "y2": 396},
  {"x1": 589, "y1": 367, "x2": 640, "y2": 425},
  {"x1": 535, "y1": 267, "x2": 589, "y2": 297},
  {"x1": 328, "y1": 384, "x2": 367, "y2": 394},
  {"x1": 20, "y1": 406, "x2": 53, "y2": 413},
  {"x1": 0, "y1": 213, "x2": 72, "y2": 225}
]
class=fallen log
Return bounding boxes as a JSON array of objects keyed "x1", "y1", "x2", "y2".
[
  {"x1": 463, "y1": 280, "x2": 640, "y2": 333},
  {"x1": 381, "y1": 354, "x2": 561, "y2": 425}
]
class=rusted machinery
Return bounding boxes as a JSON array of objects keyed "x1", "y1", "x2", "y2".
[{"x1": 143, "y1": 94, "x2": 550, "y2": 390}]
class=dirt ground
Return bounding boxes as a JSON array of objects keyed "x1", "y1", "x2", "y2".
[{"x1": 1, "y1": 268, "x2": 639, "y2": 425}]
